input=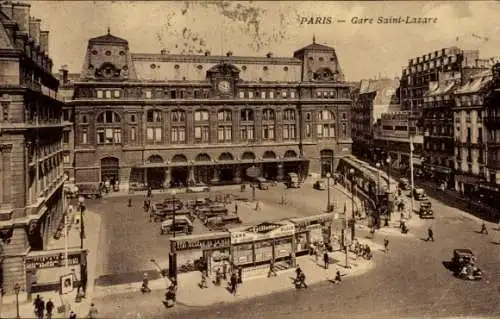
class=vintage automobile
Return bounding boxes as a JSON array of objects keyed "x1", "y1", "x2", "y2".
[
  {"x1": 413, "y1": 188, "x2": 427, "y2": 201},
  {"x1": 160, "y1": 216, "x2": 193, "y2": 235},
  {"x1": 398, "y1": 178, "x2": 410, "y2": 191},
  {"x1": 63, "y1": 183, "x2": 79, "y2": 198},
  {"x1": 254, "y1": 177, "x2": 270, "y2": 190},
  {"x1": 313, "y1": 180, "x2": 327, "y2": 190},
  {"x1": 187, "y1": 182, "x2": 210, "y2": 193},
  {"x1": 75, "y1": 183, "x2": 102, "y2": 199},
  {"x1": 451, "y1": 249, "x2": 483, "y2": 280},
  {"x1": 285, "y1": 172, "x2": 301, "y2": 188},
  {"x1": 419, "y1": 201, "x2": 434, "y2": 219},
  {"x1": 205, "y1": 215, "x2": 242, "y2": 231}
]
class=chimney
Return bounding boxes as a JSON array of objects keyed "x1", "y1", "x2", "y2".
[
  {"x1": 29, "y1": 16, "x2": 41, "y2": 46},
  {"x1": 59, "y1": 66, "x2": 68, "y2": 84},
  {"x1": 160, "y1": 48, "x2": 167, "y2": 55},
  {"x1": 204, "y1": 50, "x2": 210, "y2": 56},
  {"x1": 11, "y1": 2, "x2": 30, "y2": 34},
  {"x1": 39, "y1": 30, "x2": 49, "y2": 54},
  {"x1": 1, "y1": 2, "x2": 13, "y2": 19},
  {"x1": 226, "y1": 51, "x2": 233, "y2": 57},
  {"x1": 266, "y1": 52, "x2": 273, "y2": 58}
]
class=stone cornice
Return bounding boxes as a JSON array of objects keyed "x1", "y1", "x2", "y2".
[{"x1": 69, "y1": 98, "x2": 352, "y2": 106}]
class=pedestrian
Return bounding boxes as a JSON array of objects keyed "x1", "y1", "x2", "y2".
[
  {"x1": 141, "y1": 273, "x2": 151, "y2": 293},
  {"x1": 426, "y1": 227, "x2": 434, "y2": 242},
  {"x1": 384, "y1": 238, "x2": 389, "y2": 253},
  {"x1": 230, "y1": 272, "x2": 237, "y2": 295},
  {"x1": 323, "y1": 252, "x2": 329, "y2": 269},
  {"x1": 479, "y1": 222, "x2": 488, "y2": 234},
  {"x1": 334, "y1": 270, "x2": 342, "y2": 283},
  {"x1": 234, "y1": 202, "x2": 238, "y2": 215},
  {"x1": 33, "y1": 294, "x2": 42, "y2": 316},
  {"x1": 298, "y1": 271, "x2": 308, "y2": 289},
  {"x1": 147, "y1": 186, "x2": 152, "y2": 197},
  {"x1": 37, "y1": 297, "x2": 45, "y2": 319},
  {"x1": 80, "y1": 262, "x2": 88, "y2": 297},
  {"x1": 200, "y1": 270, "x2": 208, "y2": 288},
  {"x1": 268, "y1": 261, "x2": 277, "y2": 277},
  {"x1": 88, "y1": 303, "x2": 98, "y2": 319},
  {"x1": 314, "y1": 248, "x2": 319, "y2": 263},
  {"x1": 68, "y1": 310, "x2": 77, "y2": 319},
  {"x1": 222, "y1": 260, "x2": 228, "y2": 280},
  {"x1": 46, "y1": 299, "x2": 54, "y2": 319},
  {"x1": 255, "y1": 201, "x2": 260, "y2": 211},
  {"x1": 295, "y1": 266, "x2": 302, "y2": 280}
]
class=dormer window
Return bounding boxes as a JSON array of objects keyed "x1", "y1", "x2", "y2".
[
  {"x1": 284, "y1": 66, "x2": 288, "y2": 71},
  {"x1": 119, "y1": 51, "x2": 125, "y2": 56},
  {"x1": 105, "y1": 50, "x2": 111, "y2": 56},
  {"x1": 242, "y1": 66, "x2": 247, "y2": 71},
  {"x1": 150, "y1": 64, "x2": 156, "y2": 69},
  {"x1": 92, "y1": 50, "x2": 98, "y2": 55},
  {"x1": 263, "y1": 66, "x2": 268, "y2": 71}
]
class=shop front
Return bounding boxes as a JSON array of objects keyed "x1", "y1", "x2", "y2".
[
  {"x1": 290, "y1": 213, "x2": 336, "y2": 255},
  {"x1": 170, "y1": 232, "x2": 231, "y2": 275},
  {"x1": 229, "y1": 221, "x2": 295, "y2": 268}
]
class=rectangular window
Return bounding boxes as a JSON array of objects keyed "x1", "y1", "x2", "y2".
[
  {"x1": 269, "y1": 91, "x2": 274, "y2": 99},
  {"x1": 114, "y1": 129, "x2": 121, "y2": 144},
  {"x1": 316, "y1": 124, "x2": 323, "y2": 137},
  {"x1": 114, "y1": 90, "x2": 120, "y2": 98},
  {"x1": 195, "y1": 126, "x2": 202, "y2": 139},
  {"x1": 282, "y1": 90, "x2": 287, "y2": 98},
  {"x1": 170, "y1": 90, "x2": 177, "y2": 99},
  {"x1": 283, "y1": 126, "x2": 289, "y2": 139},
  {"x1": 130, "y1": 127, "x2": 136, "y2": 141},
  {"x1": 194, "y1": 90, "x2": 200, "y2": 99},
  {"x1": 145, "y1": 90, "x2": 152, "y2": 99},
  {"x1": 225, "y1": 126, "x2": 231, "y2": 141},
  {"x1": 291, "y1": 91, "x2": 296, "y2": 98},
  {"x1": 180, "y1": 91, "x2": 186, "y2": 99},
  {"x1": 97, "y1": 130, "x2": 104, "y2": 144},
  {"x1": 218, "y1": 127, "x2": 224, "y2": 141},
  {"x1": 63, "y1": 154, "x2": 70, "y2": 164},
  {"x1": 97, "y1": 90, "x2": 103, "y2": 98},
  {"x1": 342, "y1": 123, "x2": 347, "y2": 136},
  {"x1": 306, "y1": 123, "x2": 311, "y2": 137},
  {"x1": 248, "y1": 91, "x2": 254, "y2": 98},
  {"x1": 63, "y1": 131, "x2": 70, "y2": 144},
  {"x1": 82, "y1": 129, "x2": 88, "y2": 144},
  {"x1": 147, "y1": 128, "x2": 154, "y2": 141},
  {"x1": 105, "y1": 90, "x2": 112, "y2": 99},
  {"x1": 261, "y1": 91, "x2": 266, "y2": 99},
  {"x1": 155, "y1": 128, "x2": 162, "y2": 142},
  {"x1": 105, "y1": 128, "x2": 113, "y2": 144},
  {"x1": 239, "y1": 91, "x2": 244, "y2": 98}
]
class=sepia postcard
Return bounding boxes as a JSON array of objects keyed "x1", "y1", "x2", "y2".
[{"x1": 0, "y1": 1, "x2": 499, "y2": 318}]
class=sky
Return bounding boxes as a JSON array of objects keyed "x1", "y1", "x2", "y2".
[{"x1": 28, "y1": 1, "x2": 500, "y2": 81}]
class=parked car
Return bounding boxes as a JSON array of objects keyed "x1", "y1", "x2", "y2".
[
  {"x1": 413, "y1": 188, "x2": 427, "y2": 200},
  {"x1": 160, "y1": 216, "x2": 193, "y2": 235},
  {"x1": 313, "y1": 180, "x2": 327, "y2": 190},
  {"x1": 398, "y1": 178, "x2": 410, "y2": 190},
  {"x1": 451, "y1": 249, "x2": 483, "y2": 280},
  {"x1": 419, "y1": 201, "x2": 434, "y2": 219},
  {"x1": 254, "y1": 177, "x2": 271, "y2": 190},
  {"x1": 187, "y1": 182, "x2": 210, "y2": 193},
  {"x1": 63, "y1": 183, "x2": 79, "y2": 198},
  {"x1": 285, "y1": 173, "x2": 301, "y2": 188},
  {"x1": 75, "y1": 183, "x2": 102, "y2": 199}
]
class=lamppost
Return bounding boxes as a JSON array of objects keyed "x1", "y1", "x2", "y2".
[
  {"x1": 14, "y1": 283, "x2": 21, "y2": 319},
  {"x1": 349, "y1": 168, "x2": 356, "y2": 241},
  {"x1": 78, "y1": 196, "x2": 85, "y2": 249},
  {"x1": 168, "y1": 190, "x2": 178, "y2": 281},
  {"x1": 326, "y1": 172, "x2": 331, "y2": 212},
  {"x1": 385, "y1": 156, "x2": 392, "y2": 222}
]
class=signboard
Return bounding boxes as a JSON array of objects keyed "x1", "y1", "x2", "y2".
[
  {"x1": 25, "y1": 251, "x2": 83, "y2": 270},
  {"x1": 246, "y1": 166, "x2": 261, "y2": 178},
  {"x1": 175, "y1": 237, "x2": 231, "y2": 251},
  {"x1": 231, "y1": 222, "x2": 295, "y2": 244},
  {"x1": 60, "y1": 274, "x2": 73, "y2": 295}
]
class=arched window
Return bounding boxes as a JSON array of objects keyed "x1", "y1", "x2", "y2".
[
  {"x1": 146, "y1": 110, "x2": 163, "y2": 144},
  {"x1": 217, "y1": 109, "x2": 232, "y2": 143},
  {"x1": 240, "y1": 109, "x2": 254, "y2": 142},
  {"x1": 96, "y1": 111, "x2": 121, "y2": 145},
  {"x1": 262, "y1": 109, "x2": 275, "y2": 140},
  {"x1": 171, "y1": 110, "x2": 186, "y2": 143},
  {"x1": 282, "y1": 108, "x2": 296, "y2": 140},
  {"x1": 194, "y1": 109, "x2": 209, "y2": 143},
  {"x1": 317, "y1": 110, "x2": 336, "y2": 138}
]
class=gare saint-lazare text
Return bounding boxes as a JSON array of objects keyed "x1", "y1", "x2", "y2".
[{"x1": 300, "y1": 16, "x2": 438, "y2": 25}]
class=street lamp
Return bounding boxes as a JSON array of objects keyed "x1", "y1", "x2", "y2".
[
  {"x1": 349, "y1": 168, "x2": 356, "y2": 241},
  {"x1": 168, "y1": 190, "x2": 178, "y2": 282},
  {"x1": 171, "y1": 190, "x2": 177, "y2": 238},
  {"x1": 14, "y1": 283, "x2": 21, "y2": 319},
  {"x1": 326, "y1": 172, "x2": 331, "y2": 212},
  {"x1": 78, "y1": 196, "x2": 85, "y2": 249},
  {"x1": 385, "y1": 157, "x2": 392, "y2": 222}
]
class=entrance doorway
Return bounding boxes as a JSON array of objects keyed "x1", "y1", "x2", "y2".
[
  {"x1": 262, "y1": 163, "x2": 277, "y2": 180},
  {"x1": 219, "y1": 166, "x2": 234, "y2": 183},
  {"x1": 170, "y1": 167, "x2": 188, "y2": 188},
  {"x1": 320, "y1": 149, "x2": 334, "y2": 177},
  {"x1": 147, "y1": 168, "x2": 165, "y2": 189},
  {"x1": 101, "y1": 157, "x2": 120, "y2": 185}
]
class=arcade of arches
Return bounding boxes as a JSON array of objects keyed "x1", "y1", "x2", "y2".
[{"x1": 119, "y1": 150, "x2": 311, "y2": 189}]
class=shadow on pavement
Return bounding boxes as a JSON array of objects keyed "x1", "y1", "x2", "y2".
[
  {"x1": 95, "y1": 270, "x2": 161, "y2": 286},
  {"x1": 442, "y1": 261, "x2": 454, "y2": 272}
]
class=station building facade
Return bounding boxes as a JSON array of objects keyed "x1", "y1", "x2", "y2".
[{"x1": 68, "y1": 32, "x2": 353, "y2": 189}]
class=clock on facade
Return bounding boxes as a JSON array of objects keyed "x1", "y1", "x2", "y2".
[{"x1": 217, "y1": 80, "x2": 231, "y2": 93}]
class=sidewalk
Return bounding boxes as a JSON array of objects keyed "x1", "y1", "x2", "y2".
[
  {"x1": 1, "y1": 210, "x2": 102, "y2": 319},
  {"x1": 94, "y1": 238, "x2": 379, "y2": 308}
]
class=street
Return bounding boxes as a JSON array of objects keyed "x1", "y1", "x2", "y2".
[{"x1": 88, "y1": 181, "x2": 500, "y2": 318}]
